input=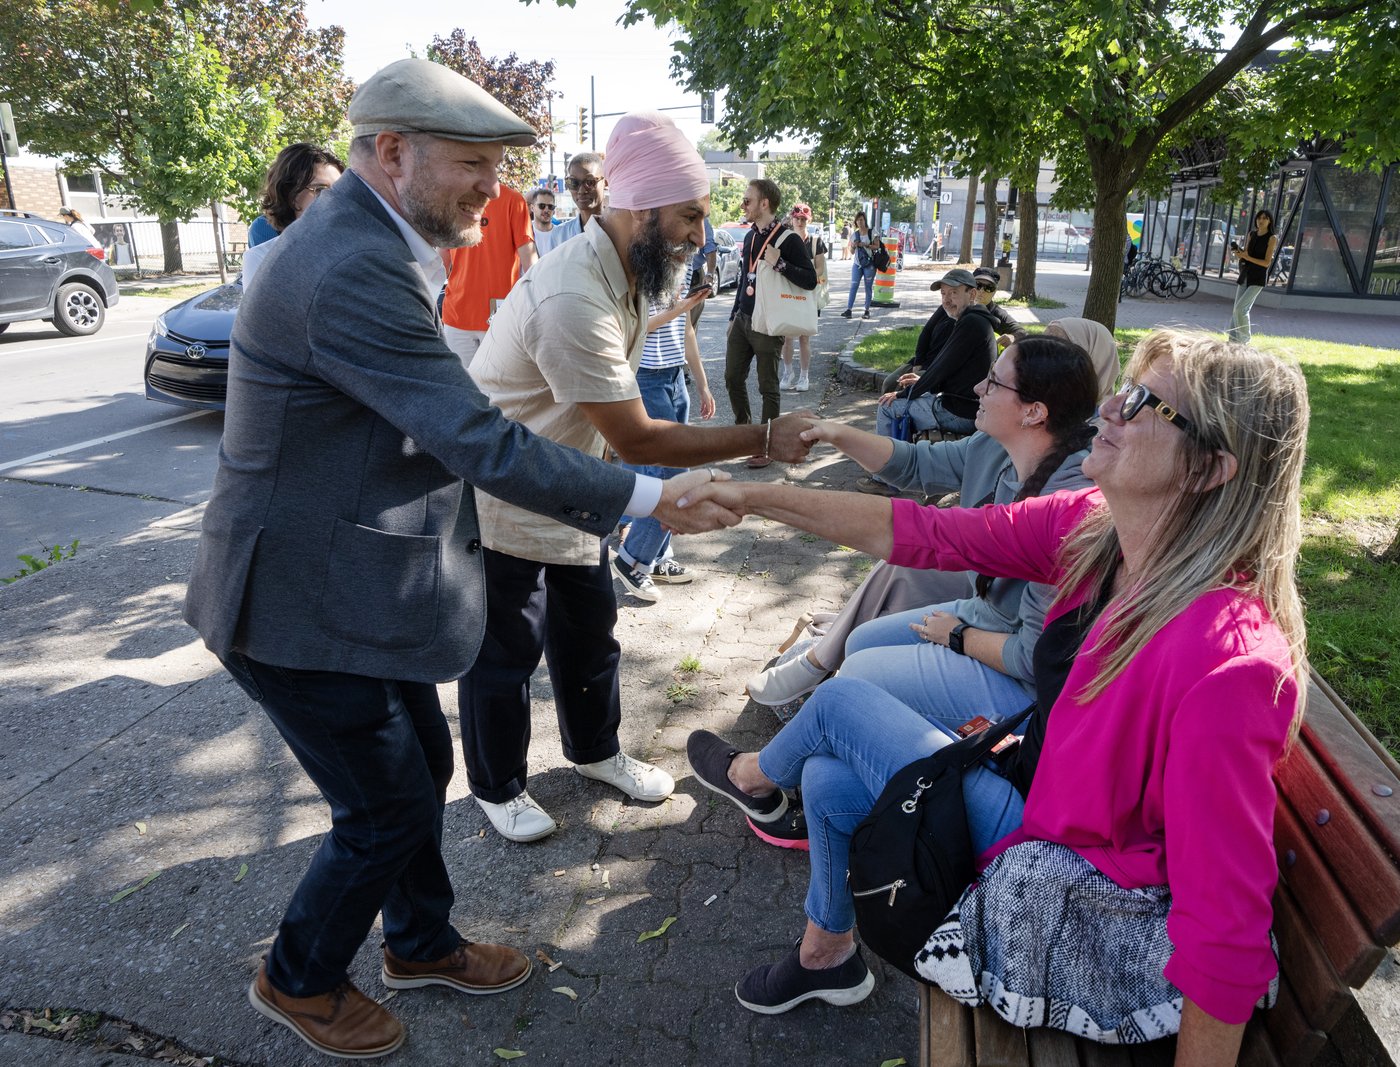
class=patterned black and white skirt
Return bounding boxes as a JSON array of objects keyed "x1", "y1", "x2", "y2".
[{"x1": 914, "y1": 840, "x2": 1277, "y2": 1044}]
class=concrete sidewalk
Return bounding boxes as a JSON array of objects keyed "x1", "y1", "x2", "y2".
[{"x1": 2, "y1": 263, "x2": 1394, "y2": 1066}]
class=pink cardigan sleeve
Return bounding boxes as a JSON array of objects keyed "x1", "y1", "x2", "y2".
[
  {"x1": 888, "y1": 486, "x2": 1101, "y2": 582},
  {"x1": 1162, "y1": 652, "x2": 1296, "y2": 1022}
]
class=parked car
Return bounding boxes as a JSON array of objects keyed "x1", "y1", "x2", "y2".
[
  {"x1": 712, "y1": 227, "x2": 743, "y2": 291},
  {"x1": 144, "y1": 281, "x2": 241, "y2": 410},
  {"x1": 0, "y1": 210, "x2": 119, "y2": 336}
]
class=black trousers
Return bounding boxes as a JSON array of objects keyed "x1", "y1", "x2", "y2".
[
  {"x1": 458, "y1": 545, "x2": 622, "y2": 803},
  {"x1": 220, "y1": 653, "x2": 461, "y2": 997}
]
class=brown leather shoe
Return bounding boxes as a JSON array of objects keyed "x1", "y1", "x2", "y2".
[
  {"x1": 248, "y1": 964, "x2": 404, "y2": 1059},
  {"x1": 382, "y1": 939, "x2": 531, "y2": 995}
]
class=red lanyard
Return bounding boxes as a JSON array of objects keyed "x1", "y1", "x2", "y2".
[{"x1": 745, "y1": 223, "x2": 783, "y2": 275}]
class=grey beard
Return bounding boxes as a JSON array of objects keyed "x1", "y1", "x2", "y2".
[
  {"x1": 630, "y1": 218, "x2": 695, "y2": 305},
  {"x1": 401, "y1": 184, "x2": 479, "y2": 249}
]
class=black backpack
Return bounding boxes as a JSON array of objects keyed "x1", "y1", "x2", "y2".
[
  {"x1": 846, "y1": 704, "x2": 1034, "y2": 982},
  {"x1": 870, "y1": 241, "x2": 891, "y2": 272}
]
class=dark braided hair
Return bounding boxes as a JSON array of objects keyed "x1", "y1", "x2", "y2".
[{"x1": 975, "y1": 335, "x2": 1099, "y2": 598}]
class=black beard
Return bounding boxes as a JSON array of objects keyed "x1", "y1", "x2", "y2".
[{"x1": 629, "y1": 214, "x2": 695, "y2": 305}]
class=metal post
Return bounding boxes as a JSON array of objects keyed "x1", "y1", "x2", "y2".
[
  {"x1": 0, "y1": 141, "x2": 14, "y2": 211},
  {"x1": 590, "y1": 77, "x2": 596, "y2": 151},
  {"x1": 547, "y1": 97, "x2": 554, "y2": 182}
]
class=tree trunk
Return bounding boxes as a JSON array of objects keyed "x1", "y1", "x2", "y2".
[
  {"x1": 210, "y1": 201, "x2": 228, "y2": 285},
  {"x1": 1081, "y1": 190, "x2": 1130, "y2": 331},
  {"x1": 980, "y1": 173, "x2": 999, "y2": 268},
  {"x1": 1382, "y1": 524, "x2": 1400, "y2": 563},
  {"x1": 959, "y1": 177, "x2": 978, "y2": 264},
  {"x1": 1013, "y1": 179, "x2": 1039, "y2": 300},
  {"x1": 160, "y1": 219, "x2": 184, "y2": 274}
]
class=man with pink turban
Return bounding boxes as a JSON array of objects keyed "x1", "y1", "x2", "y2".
[{"x1": 460, "y1": 111, "x2": 814, "y2": 844}]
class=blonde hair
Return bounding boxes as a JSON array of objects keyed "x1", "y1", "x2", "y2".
[{"x1": 1056, "y1": 331, "x2": 1310, "y2": 735}]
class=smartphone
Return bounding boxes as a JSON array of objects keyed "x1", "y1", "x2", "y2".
[
  {"x1": 1230, "y1": 241, "x2": 1241, "y2": 252},
  {"x1": 686, "y1": 283, "x2": 713, "y2": 298}
]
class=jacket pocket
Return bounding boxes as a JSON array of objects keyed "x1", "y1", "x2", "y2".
[{"x1": 319, "y1": 519, "x2": 440, "y2": 651}]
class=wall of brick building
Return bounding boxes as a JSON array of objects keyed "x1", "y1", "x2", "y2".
[{"x1": 2, "y1": 161, "x2": 64, "y2": 219}]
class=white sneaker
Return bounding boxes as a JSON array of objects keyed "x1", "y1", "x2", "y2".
[
  {"x1": 745, "y1": 653, "x2": 829, "y2": 707},
  {"x1": 796, "y1": 373, "x2": 810, "y2": 392},
  {"x1": 477, "y1": 792, "x2": 557, "y2": 842},
  {"x1": 576, "y1": 751, "x2": 674, "y2": 801},
  {"x1": 780, "y1": 366, "x2": 797, "y2": 390}
]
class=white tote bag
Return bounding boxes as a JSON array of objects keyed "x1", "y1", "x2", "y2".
[{"x1": 751, "y1": 230, "x2": 819, "y2": 337}]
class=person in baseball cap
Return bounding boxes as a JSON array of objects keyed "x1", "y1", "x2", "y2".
[{"x1": 928, "y1": 266, "x2": 979, "y2": 291}]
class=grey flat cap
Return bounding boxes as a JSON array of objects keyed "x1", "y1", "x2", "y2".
[
  {"x1": 349, "y1": 58, "x2": 538, "y2": 147},
  {"x1": 930, "y1": 268, "x2": 978, "y2": 290}
]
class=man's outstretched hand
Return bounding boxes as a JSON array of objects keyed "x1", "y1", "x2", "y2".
[
  {"x1": 654, "y1": 468, "x2": 743, "y2": 534},
  {"x1": 768, "y1": 411, "x2": 816, "y2": 463}
]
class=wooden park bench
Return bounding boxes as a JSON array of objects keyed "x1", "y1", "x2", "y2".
[{"x1": 917, "y1": 668, "x2": 1400, "y2": 1067}]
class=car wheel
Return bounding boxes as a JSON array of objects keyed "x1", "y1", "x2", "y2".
[{"x1": 53, "y1": 283, "x2": 105, "y2": 336}]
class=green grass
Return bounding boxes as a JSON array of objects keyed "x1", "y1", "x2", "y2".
[
  {"x1": 1000, "y1": 295, "x2": 1068, "y2": 309},
  {"x1": 850, "y1": 326, "x2": 1400, "y2": 753},
  {"x1": 122, "y1": 282, "x2": 221, "y2": 300}
]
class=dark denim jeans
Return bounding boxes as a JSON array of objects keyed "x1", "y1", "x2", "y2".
[{"x1": 220, "y1": 653, "x2": 462, "y2": 997}]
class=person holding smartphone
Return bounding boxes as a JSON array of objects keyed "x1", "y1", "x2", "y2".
[{"x1": 1228, "y1": 209, "x2": 1278, "y2": 343}]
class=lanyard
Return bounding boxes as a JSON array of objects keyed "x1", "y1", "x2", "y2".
[{"x1": 745, "y1": 223, "x2": 783, "y2": 277}]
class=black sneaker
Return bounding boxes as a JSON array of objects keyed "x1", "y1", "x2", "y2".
[
  {"x1": 861, "y1": 309, "x2": 871, "y2": 319},
  {"x1": 650, "y1": 559, "x2": 693, "y2": 584},
  {"x1": 686, "y1": 730, "x2": 788, "y2": 824},
  {"x1": 747, "y1": 806, "x2": 809, "y2": 851},
  {"x1": 839, "y1": 308, "x2": 852, "y2": 318},
  {"x1": 735, "y1": 941, "x2": 874, "y2": 1014},
  {"x1": 611, "y1": 555, "x2": 658, "y2": 603}
]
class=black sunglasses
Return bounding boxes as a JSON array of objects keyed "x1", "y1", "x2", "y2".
[
  {"x1": 1117, "y1": 382, "x2": 1196, "y2": 435},
  {"x1": 535, "y1": 203, "x2": 555, "y2": 211},
  {"x1": 976, "y1": 282, "x2": 996, "y2": 293},
  {"x1": 565, "y1": 176, "x2": 600, "y2": 191}
]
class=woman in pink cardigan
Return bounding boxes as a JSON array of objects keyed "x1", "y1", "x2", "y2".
[{"x1": 680, "y1": 331, "x2": 1309, "y2": 1062}]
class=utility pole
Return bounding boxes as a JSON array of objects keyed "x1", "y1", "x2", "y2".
[
  {"x1": 589, "y1": 76, "x2": 596, "y2": 151},
  {"x1": 0, "y1": 102, "x2": 19, "y2": 211},
  {"x1": 547, "y1": 96, "x2": 554, "y2": 183}
]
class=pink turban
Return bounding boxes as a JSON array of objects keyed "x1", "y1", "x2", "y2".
[{"x1": 604, "y1": 111, "x2": 710, "y2": 210}]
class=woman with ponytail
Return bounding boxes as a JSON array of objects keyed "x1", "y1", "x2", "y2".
[{"x1": 745, "y1": 335, "x2": 1100, "y2": 715}]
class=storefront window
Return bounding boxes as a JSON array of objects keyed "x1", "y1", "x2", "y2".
[
  {"x1": 1264, "y1": 172, "x2": 1306, "y2": 287},
  {"x1": 1293, "y1": 171, "x2": 1352, "y2": 292},
  {"x1": 1370, "y1": 169, "x2": 1400, "y2": 296},
  {"x1": 1318, "y1": 162, "x2": 1383, "y2": 277}
]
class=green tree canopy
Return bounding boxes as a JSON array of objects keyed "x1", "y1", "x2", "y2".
[{"x1": 608, "y1": 0, "x2": 1400, "y2": 328}]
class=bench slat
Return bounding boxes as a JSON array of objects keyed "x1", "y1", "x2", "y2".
[
  {"x1": 1264, "y1": 976, "x2": 1327, "y2": 1066},
  {"x1": 1299, "y1": 675, "x2": 1400, "y2": 878},
  {"x1": 1281, "y1": 708, "x2": 1400, "y2": 946},
  {"x1": 973, "y1": 1004, "x2": 1031, "y2": 1066},
  {"x1": 1080, "y1": 1042, "x2": 1134, "y2": 1067},
  {"x1": 1273, "y1": 799, "x2": 1385, "y2": 985},
  {"x1": 1270, "y1": 878, "x2": 1353, "y2": 1031},
  {"x1": 1238, "y1": 1018, "x2": 1282, "y2": 1067},
  {"x1": 1126, "y1": 1039, "x2": 1175, "y2": 1067},
  {"x1": 1024, "y1": 1027, "x2": 1079, "y2": 1067},
  {"x1": 923, "y1": 986, "x2": 976, "y2": 1067}
]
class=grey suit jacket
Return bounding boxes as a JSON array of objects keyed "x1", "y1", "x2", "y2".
[{"x1": 184, "y1": 172, "x2": 635, "y2": 683}]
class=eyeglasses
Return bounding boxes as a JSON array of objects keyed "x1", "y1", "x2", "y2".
[
  {"x1": 302, "y1": 184, "x2": 334, "y2": 199},
  {"x1": 1115, "y1": 382, "x2": 1196, "y2": 435},
  {"x1": 984, "y1": 369, "x2": 1034, "y2": 400},
  {"x1": 535, "y1": 204, "x2": 555, "y2": 212},
  {"x1": 565, "y1": 176, "x2": 600, "y2": 191}
]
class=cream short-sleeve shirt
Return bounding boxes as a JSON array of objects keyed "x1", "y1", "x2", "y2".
[{"x1": 470, "y1": 219, "x2": 645, "y2": 565}]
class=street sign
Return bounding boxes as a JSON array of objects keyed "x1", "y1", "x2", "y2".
[
  {"x1": 939, "y1": 191, "x2": 952, "y2": 205},
  {"x1": 0, "y1": 103, "x2": 19, "y2": 157}
]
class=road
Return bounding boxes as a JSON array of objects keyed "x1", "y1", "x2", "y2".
[{"x1": 0, "y1": 294, "x2": 223, "y2": 576}]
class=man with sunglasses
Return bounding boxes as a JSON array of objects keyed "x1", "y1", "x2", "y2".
[
  {"x1": 552, "y1": 152, "x2": 606, "y2": 245},
  {"x1": 527, "y1": 186, "x2": 566, "y2": 255},
  {"x1": 858, "y1": 267, "x2": 997, "y2": 494}
]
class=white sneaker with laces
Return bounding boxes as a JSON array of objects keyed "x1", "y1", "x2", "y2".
[
  {"x1": 780, "y1": 365, "x2": 797, "y2": 390},
  {"x1": 576, "y1": 751, "x2": 675, "y2": 801},
  {"x1": 477, "y1": 792, "x2": 557, "y2": 842},
  {"x1": 796, "y1": 373, "x2": 810, "y2": 392}
]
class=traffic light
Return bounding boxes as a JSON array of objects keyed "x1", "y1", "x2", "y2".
[
  {"x1": 700, "y1": 92, "x2": 715, "y2": 124},
  {"x1": 922, "y1": 177, "x2": 942, "y2": 199},
  {"x1": 577, "y1": 107, "x2": 588, "y2": 144}
]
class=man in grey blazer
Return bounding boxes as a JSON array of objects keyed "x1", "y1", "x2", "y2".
[{"x1": 184, "y1": 59, "x2": 736, "y2": 1060}]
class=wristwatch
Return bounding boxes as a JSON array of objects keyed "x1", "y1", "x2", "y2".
[{"x1": 947, "y1": 623, "x2": 969, "y2": 656}]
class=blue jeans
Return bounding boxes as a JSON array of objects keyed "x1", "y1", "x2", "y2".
[
  {"x1": 876, "y1": 394, "x2": 976, "y2": 438},
  {"x1": 757, "y1": 677, "x2": 1025, "y2": 933},
  {"x1": 846, "y1": 261, "x2": 875, "y2": 311},
  {"x1": 841, "y1": 604, "x2": 1033, "y2": 727},
  {"x1": 620, "y1": 365, "x2": 690, "y2": 568},
  {"x1": 1229, "y1": 283, "x2": 1264, "y2": 342},
  {"x1": 219, "y1": 653, "x2": 462, "y2": 997}
]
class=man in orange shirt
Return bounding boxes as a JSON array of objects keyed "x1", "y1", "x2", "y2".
[{"x1": 442, "y1": 183, "x2": 537, "y2": 365}]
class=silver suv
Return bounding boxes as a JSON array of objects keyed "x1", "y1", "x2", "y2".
[{"x1": 0, "y1": 210, "x2": 120, "y2": 336}]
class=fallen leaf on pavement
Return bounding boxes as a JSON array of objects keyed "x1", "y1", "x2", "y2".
[
  {"x1": 110, "y1": 871, "x2": 161, "y2": 903},
  {"x1": 535, "y1": 949, "x2": 558, "y2": 968},
  {"x1": 585, "y1": 896, "x2": 605, "y2": 905},
  {"x1": 234, "y1": 863, "x2": 248, "y2": 883},
  {"x1": 879, "y1": 1059, "x2": 908, "y2": 1067},
  {"x1": 602, "y1": 869, "x2": 611, "y2": 888},
  {"x1": 28, "y1": 1018, "x2": 60, "y2": 1033},
  {"x1": 552, "y1": 869, "x2": 566, "y2": 877},
  {"x1": 134, "y1": 822, "x2": 147, "y2": 836},
  {"x1": 637, "y1": 916, "x2": 677, "y2": 943},
  {"x1": 551, "y1": 986, "x2": 577, "y2": 1000},
  {"x1": 478, "y1": 829, "x2": 486, "y2": 838},
  {"x1": 170, "y1": 923, "x2": 190, "y2": 939},
  {"x1": 493, "y1": 1049, "x2": 526, "y2": 1060}
]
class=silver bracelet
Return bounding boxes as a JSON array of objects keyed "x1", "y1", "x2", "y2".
[{"x1": 764, "y1": 419, "x2": 772, "y2": 458}]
